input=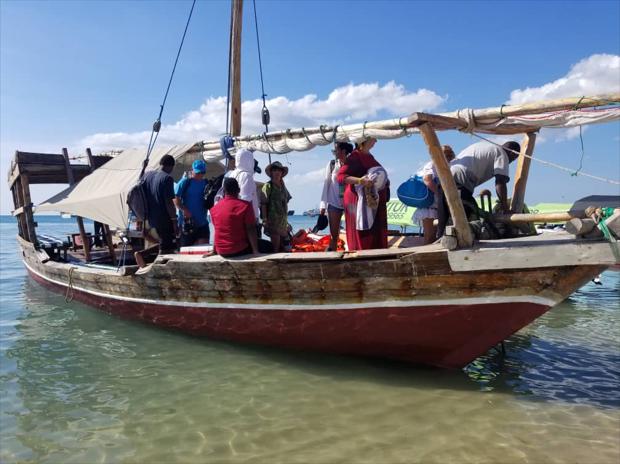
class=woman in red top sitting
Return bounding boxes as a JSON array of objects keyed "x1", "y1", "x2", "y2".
[{"x1": 336, "y1": 136, "x2": 389, "y2": 250}]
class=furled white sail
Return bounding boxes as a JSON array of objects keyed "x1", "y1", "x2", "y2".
[{"x1": 199, "y1": 103, "x2": 620, "y2": 161}]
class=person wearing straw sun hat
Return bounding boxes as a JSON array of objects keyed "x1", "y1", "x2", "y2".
[
  {"x1": 260, "y1": 161, "x2": 292, "y2": 252},
  {"x1": 336, "y1": 135, "x2": 389, "y2": 250}
]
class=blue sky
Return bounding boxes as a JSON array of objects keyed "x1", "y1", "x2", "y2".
[{"x1": 1, "y1": 0, "x2": 619, "y2": 215}]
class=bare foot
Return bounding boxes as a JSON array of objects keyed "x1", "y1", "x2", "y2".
[{"x1": 134, "y1": 251, "x2": 146, "y2": 268}]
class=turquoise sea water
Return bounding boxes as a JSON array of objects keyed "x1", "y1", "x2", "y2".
[{"x1": 0, "y1": 216, "x2": 619, "y2": 463}]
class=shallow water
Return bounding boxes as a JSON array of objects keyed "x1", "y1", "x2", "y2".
[{"x1": 1, "y1": 216, "x2": 619, "y2": 463}]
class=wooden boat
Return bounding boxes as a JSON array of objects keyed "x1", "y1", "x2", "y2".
[{"x1": 7, "y1": 1, "x2": 620, "y2": 368}]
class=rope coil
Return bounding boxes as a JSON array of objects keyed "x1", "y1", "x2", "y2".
[{"x1": 65, "y1": 266, "x2": 77, "y2": 302}]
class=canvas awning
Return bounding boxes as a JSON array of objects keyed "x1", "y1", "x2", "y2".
[{"x1": 36, "y1": 143, "x2": 225, "y2": 229}]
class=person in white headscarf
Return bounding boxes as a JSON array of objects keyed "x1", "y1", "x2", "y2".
[{"x1": 221, "y1": 148, "x2": 260, "y2": 218}]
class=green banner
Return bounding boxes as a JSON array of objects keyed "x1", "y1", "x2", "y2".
[{"x1": 386, "y1": 199, "x2": 416, "y2": 227}]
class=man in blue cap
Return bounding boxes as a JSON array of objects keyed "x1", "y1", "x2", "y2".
[{"x1": 174, "y1": 159, "x2": 211, "y2": 247}]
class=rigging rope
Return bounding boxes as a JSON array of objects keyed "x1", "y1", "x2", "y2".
[
  {"x1": 252, "y1": 0, "x2": 272, "y2": 164},
  {"x1": 125, "y1": 0, "x2": 196, "y2": 252},
  {"x1": 141, "y1": 0, "x2": 197, "y2": 179},
  {"x1": 65, "y1": 266, "x2": 76, "y2": 302},
  {"x1": 571, "y1": 125, "x2": 585, "y2": 177},
  {"x1": 225, "y1": 0, "x2": 234, "y2": 136},
  {"x1": 470, "y1": 132, "x2": 620, "y2": 186}
]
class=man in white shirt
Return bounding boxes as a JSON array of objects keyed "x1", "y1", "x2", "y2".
[{"x1": 438, "y1": 140, "x2": 520, "y2": 236}]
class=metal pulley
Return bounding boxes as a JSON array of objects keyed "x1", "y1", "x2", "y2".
[{"x1": 262, "y1": 106, "x2": 270, "y2": 127}]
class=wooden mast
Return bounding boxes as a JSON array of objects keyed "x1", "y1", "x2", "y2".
[
  {"x1": 226, "y1": 0, "x2": 243, "y2": 170},
  {"x1": 230, "y1": 0, "x2": 243, "y2": 137}
]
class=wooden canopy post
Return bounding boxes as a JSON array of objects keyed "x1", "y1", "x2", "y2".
[
  {"x1": 418, "y1": 123, "x2": 473, "y2": 248},
  {"x1": 14, "y1": 174, "x2": 37, "y2": 244},
  {"x1": 12, "y1": 180, "x2": 26, "y2": 239},
  {"x1": 10, "y1": 185, "x2": 24, "y2": 238},
  {"x1": 62, "y1": 147, "x2": 91, "y2": 262},
  {"x1": 510, "y1": 132, "x2": 537, "y2": 213},
  {"x1": 19, "y1": 173, "x2": 37, "y2": 244},
  {"x1": 86, "y1": 148, "x2": 117, "y2": 265}
]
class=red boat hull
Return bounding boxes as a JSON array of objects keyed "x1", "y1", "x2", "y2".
[{"x1": 29, "y1": 268, "x2": 549, "y2": 368}]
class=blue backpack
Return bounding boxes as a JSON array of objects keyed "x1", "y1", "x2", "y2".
[{"x1": 397, "y1": 175, "x2": 434, "y2": 208}]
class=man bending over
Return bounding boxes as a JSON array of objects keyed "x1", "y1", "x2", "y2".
[{"x1": 438, "y1": 140, "x2": 520, "y2": 236}]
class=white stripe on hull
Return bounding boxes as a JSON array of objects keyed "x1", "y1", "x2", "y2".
[{"x1": 24, "y1": 260, "x2": 558, "y2": 311}]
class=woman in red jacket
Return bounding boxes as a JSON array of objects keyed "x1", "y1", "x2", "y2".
[{"x1": 336, "y1": 136, "x2": 389, "y2": 250}]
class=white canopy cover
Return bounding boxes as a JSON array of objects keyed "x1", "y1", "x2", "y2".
[{"x1": 37, "y1": 143, "x2": 225, "y2": 229}]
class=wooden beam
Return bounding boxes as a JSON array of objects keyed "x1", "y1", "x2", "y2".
[
  {"x1": 444, "y1": 94, "x2": 620, "y2": 121},
  {"x1": 493, "y1": 212, "x2": 576, "y2": 223},
  {"x1": 14, "y1": 178, "x2": 28, "y2": 241},
  {"x1": 7, "y1": 155, "x2": 20, "y2": 189},
  {"x1": 406, "y1": 112, "x2": 467, "y2": 131},
  {"x1": 63, "y1": 147, "x2": 91, "y2": 261},
  {"x1": 86, "y1": 148, "x2": 95, "y2": 171},
  {"x1": 76, "y1": 217, "x2": 92, "y2": 262},
  {"x1": 565, "y1": 218, "x2": 597, "y2": 235},
  {"x1": 510, "y1": 132, "x2": 537, "y2": 213},
  {"x1": 103, "y1": 224, "x2": 117, "y2": 266},
  {"x1": 19, "y1": 173, "x2": 38, "y2": 244},
  {"x1": 17, "y1": 151, "x2": 66, "y2": 165},
  {"x1": 418, "y1": 123, "x2": 473, "y2": 248},
  {"x1": 11, "y1": 184, "x2": 24, "y2": 238},
  {"x1": 61, "y1": 148, "x2": 75, "y2": 185}
]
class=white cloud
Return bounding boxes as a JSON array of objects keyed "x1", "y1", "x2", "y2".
[
  {"x1": 553, "y1": 126, "x2": 586, "y2": 142},
  {"x1": 79, "y1": 82, "x2": 446, "y2": 152},
  {"x1": 508, "y1": 54, "x2": 620, "y2": 105},
  {"x1": 287, "y1": 167, "x2": 325, "y2": 186}
]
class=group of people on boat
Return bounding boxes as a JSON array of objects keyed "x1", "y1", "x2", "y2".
[{"x1": 135, "y1": 135, "x2": 521, "y2": 266}]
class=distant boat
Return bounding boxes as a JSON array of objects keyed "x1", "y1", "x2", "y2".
[
  {"x1": 303, "y1": 208, "x2": 320, "y2": 217},
  {"x1": 287, "y1": 210, "x2": 295, "y2": 216}
]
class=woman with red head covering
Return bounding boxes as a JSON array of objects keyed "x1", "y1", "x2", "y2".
[{"x1": 336, "y1": 136, "x2": 389, "y2": 250}]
